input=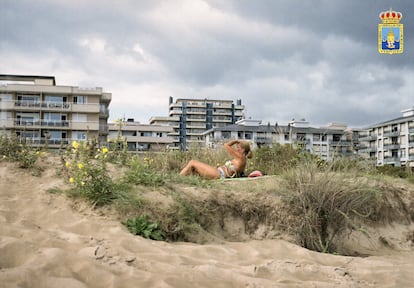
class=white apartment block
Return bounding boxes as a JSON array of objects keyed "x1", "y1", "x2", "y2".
[
  {"x1": 108, "y1": 119, "x2": 173, "y2": 152},
  {"x1": 359, "y1": 108, "x2": 414, "y2": 167},
  {"x1": 204, "y1": 118, "x2": 355, "y2": 162},
  {"x1": 150, "y1": 96, "x2": 244, "y2": 150},
  {"x1": 0, "y1": 75, "x2": 111, "y2": 147}
]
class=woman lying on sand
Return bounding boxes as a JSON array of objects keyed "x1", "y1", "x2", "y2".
[{"x1": 180, "y1": 140, "x2": 253, "y2": 180}]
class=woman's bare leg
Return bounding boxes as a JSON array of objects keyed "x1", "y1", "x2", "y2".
[{"x1": 180, "y1": 160, "x2": 220, "y2": 179}]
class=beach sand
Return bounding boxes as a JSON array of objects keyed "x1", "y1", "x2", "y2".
[{"x1": 1, "y1": 160, "x2": 414, "y2": 288}]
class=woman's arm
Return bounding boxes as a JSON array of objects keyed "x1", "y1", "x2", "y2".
[{"x1": 223, "y1": 140, "x2": 242, "y2": 158}]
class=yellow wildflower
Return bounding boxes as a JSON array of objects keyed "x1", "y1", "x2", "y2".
[
  {"x1": 35, "y1": 151, "x2": 40, "y2": 155},
  {"x1": 101, "y1": 147, "x2": 109, "y2": 154},
  {"x1": 65, "y1": 161, "x2": 71, "y2": 167},
  {"x1": 72, "y1": 141, "x2": 80, "y2": 149},
  {"x1": 69, "y1": 177, "x2": 75, "y2": 183},
  {"x1": 77, "y1": 163, "x2": 84, "y2": 170}
]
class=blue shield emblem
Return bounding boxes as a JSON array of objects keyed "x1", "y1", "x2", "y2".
[{"x1": 378, "y1": 9, "x2": 403, "y2": 54}]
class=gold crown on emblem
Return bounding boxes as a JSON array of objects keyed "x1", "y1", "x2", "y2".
[{"x1": 379, "y1": 8, "x2": 402, "y2": 24}]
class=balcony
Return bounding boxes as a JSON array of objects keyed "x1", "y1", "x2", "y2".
[
  {"x1": 14, "y1": 119, "x2": 70, "y2": 128},
  {"x1": 383, "y1": 157, "x2": 401, "y2": 165},
  {"x1": 329, "y1": 140, "x2": 353, "y2": 146},
  {"x1": 19, "y1": 137, "x2": 70, "y2": 146},
  {"x1": 383, "y1": 131, "x2": 400, "y2": 137},
  {"x1": 11, "y1": 119, "x2": 100, "y2": 131},
  {"x1": 358, "y1": 147, "x2": 377, "y2": 153},
  {"x1": 383, "y1": 143, "x2": 400, "y2": 150},
  {"x1": 99, "y1": 107, "x2": 109, "y2": 117},
  {"x1": 14, "y1": 101, "x2": 71, "y2": 111},
  {"x1": 294, "y1": 138, "x2": 311, "y2": 144},
  {"x1": 358, "y1": 135, "x2": 377, "y2": 141}
]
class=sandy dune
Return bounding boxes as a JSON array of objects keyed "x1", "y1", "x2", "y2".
[{"x1": 1, "y1": 161, "x2": 414, "y2": 288}]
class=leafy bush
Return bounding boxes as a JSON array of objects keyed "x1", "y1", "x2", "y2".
[
  {"x1": 64, "y1": 141, "x2": 123, "y2": 206},
  {"x1": 0, "y1": 134, "x2": 40, "y2": 169},
  {"x1": 124, "y1": 156, "x2": 165, "y2": 186},
  {"x1": 123, "y1": 215, "x2": 165, "y2": 240}
]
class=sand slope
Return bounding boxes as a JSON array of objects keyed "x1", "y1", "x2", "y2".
[{"x1": 1, "y1": 161, "x2": 414, "y2": 288}]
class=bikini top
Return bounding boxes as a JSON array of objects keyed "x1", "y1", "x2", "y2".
[{"x1": 224, "y1": 160, "x2": 237, "y2": 177}]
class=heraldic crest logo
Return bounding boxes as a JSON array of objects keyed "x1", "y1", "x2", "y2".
[{"x1": 378, "y1": 8, "x2": 404, "y2": 54}]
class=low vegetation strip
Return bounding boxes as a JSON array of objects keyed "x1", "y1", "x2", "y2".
[{"x1": 1, "y1": 134, "x2": 413, "y2": 255}]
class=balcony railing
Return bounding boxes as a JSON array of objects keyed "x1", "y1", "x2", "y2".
[
  {"x1": 383, "y1": 144, "x2": 400, "y2": 150},
  {"x1": 383, "y1": 157, "x2": 401, "y2": 165},
  {"x1": 359, "y1": 135, "x2": 377, "y2": 141},
  {"x1": 18, "y1": 137, "x2": 70, "y2": 146},
  {"x1": 358, "y1": 147, "x2": 377, "y2": 153},
  {"x1": 329, "y1": 140, "x2": 353, "y2": 146},
  {"x1": 12, "y1": 119, "x2": 99, "y2": 130},
  {"x1": 14, "y1": 119, "x2": 70, "y2": 128},
  {"x1": 15, "y1": 101, "x2": 71, "y2": 110},
  {"x1": 383, "y1": 131, "x2": 400, "y2": 137}
]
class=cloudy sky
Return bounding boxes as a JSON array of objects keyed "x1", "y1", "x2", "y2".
[{"x1": 1, "y1": 0, "x2": 413, "y2": 128}]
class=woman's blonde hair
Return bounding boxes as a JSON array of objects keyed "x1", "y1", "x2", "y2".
[{"x1": 240, "y1": 141, "x2": 253, "y2": 159}]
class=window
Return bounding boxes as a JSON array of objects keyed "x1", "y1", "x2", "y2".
[
  {"x1": 73, "y1": 96, "x2": 87, "y2": 104},
  {"x1": 18, "y1": 94, "x2": 40, "y2": 102},
  {"x1": 49, "y1": 131, "x2": 63, "y2": 140},
  {"x1": 333, "y1": 134, "x2": 342, "y2": 142},
  {"x1": 44, "y1": 113, "x2": 66, "y2": 121},
  {"x1": 72, "y1": 113, "x2": 87, "y2": 122},
  {"x1": 18, "y1": 130, "x2": 39, "y2": 140},
  {"x1": 297, "y1": 133, "x2": 306, "y2": 141},
  {"x1": 45, "y1": 95, "x2": 63, "y2": 104},
  {"x1": 222, "y1": 131, "x2": 231, "y2": 139},
  {"x1": 73, "y1": 131, "x2": 86, "y2": 140}
]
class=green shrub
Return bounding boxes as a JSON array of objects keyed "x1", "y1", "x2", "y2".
[
  {"x1": 64, "y1": 141, "x2": 123, "y2": 207},
  {"x1": 123, "y1": 215, "x2": 165, "y2": 240},
  {"x1": 124, "y1": 156, "x2": 165, "y2": 186},
  {"x1": 0, "y1": 134, "x2": 40, "y2": 169}
]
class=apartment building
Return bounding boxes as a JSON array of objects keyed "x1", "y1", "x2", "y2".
[
  {"x1": 0, "y1": 75, "x2": 111, "y2": 148},
  {"x1": 204, "y1": 118, "x2": 355, "y2": 161},
  {"x1": 359, "y1": 108, "x2": 414, "y2": 167},
  {"x1": 108, "y1": 118, "x2": 173, "y2": 152},
  {"x1": 150, "y1": 96, "x2": 244, "y2": 150}
]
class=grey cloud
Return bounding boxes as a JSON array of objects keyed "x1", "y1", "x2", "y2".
[{"x1": 1, "y1": 0, "x2": 413, "y2": 127}]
